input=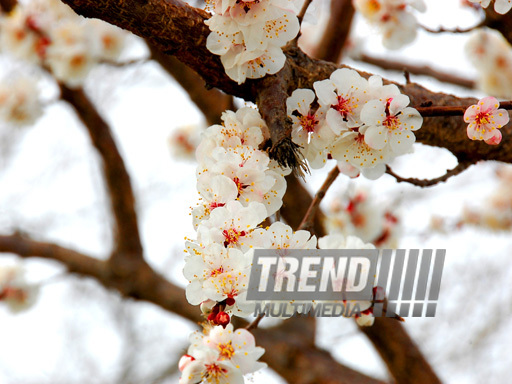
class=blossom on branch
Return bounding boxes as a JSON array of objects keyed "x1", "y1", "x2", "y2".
[
  {"x1": 464, "y1": 96, "x2": 510, "y2": 145},
  {"x1": 205, "y1": 0, "x2": 300, "y2": 83}
]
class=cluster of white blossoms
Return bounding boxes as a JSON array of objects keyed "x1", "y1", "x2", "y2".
[
  {"x1": 325, "y1": 188, "x2": 400, "y2": 248},
  {"x1": 465, "y1": 28, "x2": 512, "y2": 98},
  {"x1": 205, "y1": 0, "x2": 302, "y2": 84},
  {"x1": 0, "y1": 76, "x2": 43, "y2": 127},
  {"x1": 287, "y1": 68, "x2": 423, "y2": 179},
  {"x1": 353, "y1": 0, "x2": 426, "y2": 50},
  {"x1": 182, "y1": 105, "x2": 382, "y2": 381},
  {"x1": 179, "y1": 324, "x2": 266, "y2": 384},
  {"x1": 0, "y1": 264, "x2": 39, "y2": 313},
  {"x1": 468, "y1": 0, "x2": 512, "y2": 14},
  {"x1": 0, "y1": 0, "x2": 126, "y2": 87}
]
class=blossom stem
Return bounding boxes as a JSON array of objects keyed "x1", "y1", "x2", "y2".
[{"x1": 415, "y1": 101, "x2": 512, "y2": 117}]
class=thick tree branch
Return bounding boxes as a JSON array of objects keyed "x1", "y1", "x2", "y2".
[
  {"x1": 59, "y1": 84, "x2": 143, "y2": 267},
  {"x1": 0, "y1": 232, "x2": 384, "y2": 384},
  {"x1": 313, "y1": 0, "x2": 355, "y2": 63},
  {"x1": 59, "y1": 0, "x2": 512, "y2": 170},
  {"x1": 359, "y1": 318, "x2": 441, "y2": 384}
]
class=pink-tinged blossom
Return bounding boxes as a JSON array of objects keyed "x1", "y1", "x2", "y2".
[{"x1": 464, "y1": 96, "x2": 509, "y2": 145}]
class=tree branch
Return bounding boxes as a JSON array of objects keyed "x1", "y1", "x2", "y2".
[
  {"x1": 356, "y1": 53, "x2": 475, "y2": 90},
  {"x1": 59, "y1": 84, "x2": 143, "y2": 268},
  {"x1": 359, "y1": 318, "x2": 442, "y2": 384},
  {"x1": 385, "y1": 162, "x2": 472, "y2": 187},
  {"x1": 313, "y1": 0, "x2": 355, "y2": 63},
  {"x1": 298, "y1": 166, "x2": 340, "y2": 233},
  {"x1": 0, "y1": 232, "x2": 384, "y2": 384},
  {"x1": 58, "y1": 0, "x2": 512, "y2": 171}
]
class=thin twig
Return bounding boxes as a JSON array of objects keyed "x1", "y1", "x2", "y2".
[
  {"x1": 100, "y1": 58, "x2": 149, "y2": 67},
  {"x1": 419, "y1": 20, "x2": 485, "y2": 34},
  {"x1": 297, "y1": 0, "x2": 313, "y2": 25},
  {"x1": 245, "y1": 313, "x2": 265, "y2": 331},
  {"x1": 385, "y1": 162, "x2": 472, "y2": 187},
  {"x1": 415, "y1": 101, "x2": 512, "y2": 117},
  {"x1": 357, "y1": 53, "x2": 475, "y2": 89},
  {"x1": 298, "y1": 166, "x2": 340, "y2": 232}
]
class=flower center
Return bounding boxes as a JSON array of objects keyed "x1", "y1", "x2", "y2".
[
  {"x1": 332, "y1": 96, "x2": 354, "y2": 120},
  {"x1": 475, "y1": 111, "x2": 491, "y2": 126},
  {"x1": 210, "y1": 267, "x2": 224, "y2": 278},
  {"x1": 204, "y1": 363, "x2": 228, "y2": 381},
  {"x1": 299, "y1": 113, "x2": 319, "y2": 133},
  {"x1": 218, "y1": 342, "x2": 235, "y2": 360},
  {"x1": 222, "y1": 228, "x2": 246, "y2": 246},
  {"x1": 232, "y1": 177, "x2": 248, "y2": 197}
]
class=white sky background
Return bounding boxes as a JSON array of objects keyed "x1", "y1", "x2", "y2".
[{"x1": 1, "y1": 0, "x2": 512, "y2": 383}]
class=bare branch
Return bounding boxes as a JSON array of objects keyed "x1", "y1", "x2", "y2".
[
  {"x1": 58, "y1": 84, "x2": 143, "y2": 266},
  {"x1": 281, "y1": 174, "x2": 327, "y2": 235},
  {"x1": 298, "y1": 166, "x2": 340, "y2": 233},
  {"x1": 313, "y1": 0, "x2": 355, "y2": 63},
  {"x1": 356, "y1": 53, "x2": 475, "y2": 89},
  {"x1": 419, "y1": 20, "x2": 485, "y2": 34},
  {"x1": 359, "y1": 318, "x2": 442, "y2": 384},
  {"x1": 297, "y1": 0, "x2": 313, "y2": 25},
  {"x1": 416, "y1": 101, "x2": 512, "y2": 117},
  {"x1": 0, "y1": 231, "x2": 385, "y2": 384},
  {"x1": 385, "y1": 162, "x2": 472, "y2": 187},
  {"x1": 245, "y1": 313, "x2": 264, "y2": 331}
]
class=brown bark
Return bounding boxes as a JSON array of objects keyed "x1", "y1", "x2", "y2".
[
  {"x1": 59, "y1": 0, "x2": 512, "y2": 171},
  {"x1": 313, "y1": 0, "x2": 355, "y2": 63},
  {"x1": 59, "y1": 84, "x2": 143, "y2": 271}
]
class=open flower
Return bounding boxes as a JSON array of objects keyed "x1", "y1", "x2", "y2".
[{"x1": 464, "y1": 96, "x2": 509, "y2": 145}]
